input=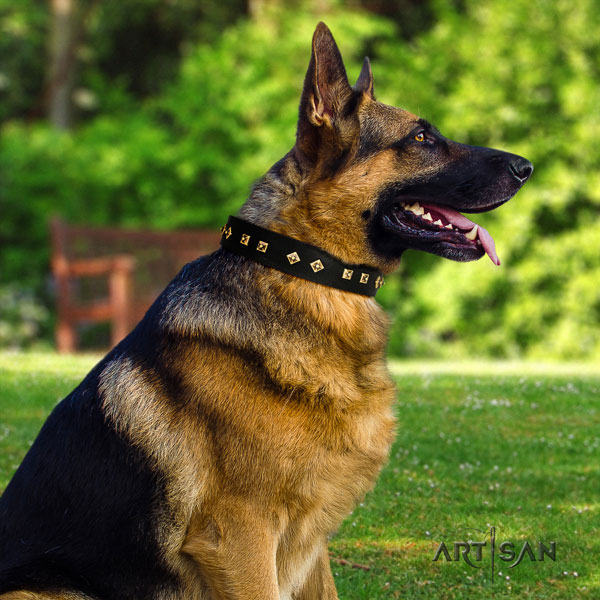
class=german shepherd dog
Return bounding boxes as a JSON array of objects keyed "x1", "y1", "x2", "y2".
[{"x1": 0, "y1": 23, "x2": 532, "y2": 600}]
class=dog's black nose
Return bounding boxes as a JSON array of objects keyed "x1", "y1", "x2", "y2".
[{"x1": 509, "y1": 157, "x2": 533, "y2": 184}]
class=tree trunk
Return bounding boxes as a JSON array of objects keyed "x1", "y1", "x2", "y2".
[{"x1": 47, "y1": 0, "x2": 78, "y2": 129}]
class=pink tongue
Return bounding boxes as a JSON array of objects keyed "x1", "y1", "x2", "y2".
[
  {"x1": 422, "y1": 204, "x2": 501, "y2": 266},
  {"x1": 477, "y1": 225, "x2": 500, "y2": 266}
]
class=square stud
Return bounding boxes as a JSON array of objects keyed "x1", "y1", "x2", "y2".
[
  {"x1": 360, "y1": 273, "x2": 369, "y2": 284},
  {"x1": 240, "y1": 233, "x2": 250, "y2": 246},
  {"x1": 223, "y1": 226, "x2": 232, "y2": 239},
  {"x1": 310, "y1": 259, "x2": 324, "y2": 272},
  {"x1": 287, "y1": 252, "x2": 300, "y2": 264},
  {"x1": 342, "y1": 269, "x2": 353, "y2": 280},
  {"x1": 257, "y1": 241, "x2": 268, "y2": 253},
  {"x1": 375, "y1": 275, "x2": 384, "y2": 289}
]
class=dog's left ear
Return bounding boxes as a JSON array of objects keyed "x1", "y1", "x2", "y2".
[
  {"x1": 354, "y1": 57, "x2": 374, "y2": 98},
  {"x1": 296, "y1": 23, "x2": 357, "y2": 162}
]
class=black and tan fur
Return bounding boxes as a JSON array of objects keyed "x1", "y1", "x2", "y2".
[{"x1": 0, "y1": 23, "x2": 531, "y2": 600}]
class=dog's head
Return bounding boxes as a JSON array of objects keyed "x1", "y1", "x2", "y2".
[{"x1": 276, "y1": 22, "x2": 532, "y2": 272}]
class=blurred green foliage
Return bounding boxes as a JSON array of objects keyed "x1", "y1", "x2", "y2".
[
  {"x1": 0, "y1": 0, "x2": 47, "y2": 121},
  {"x1": 0, "y1": 0, "x2": 598, "y2": 358},
  {"x1": 0, "y1": 286, "x2": 49, "y2": 349}
]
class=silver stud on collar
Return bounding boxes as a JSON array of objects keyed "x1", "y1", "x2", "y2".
[
  {"x1": 342, "y1": 269, "x2": 353, "y2": 280},
  {"x1": 287, "y1": 252, "x2": 300, "y2": 264},
  {"x1": 360, "y1": 273, "x2": 369, "y2": 284}
]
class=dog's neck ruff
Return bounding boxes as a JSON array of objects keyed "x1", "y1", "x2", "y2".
[{"x1": 220, "y1": 216, "x2": 384, "y2": 297}]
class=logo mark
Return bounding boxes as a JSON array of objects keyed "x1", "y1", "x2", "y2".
[{"x1": 432, "y1": 526, "x2": 557, "y2": 583}]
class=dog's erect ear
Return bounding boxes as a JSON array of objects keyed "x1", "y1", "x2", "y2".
[
  {"x1": 296, "y1": 23, "x2": 356, "y2": 161},
  {"x1": 302, "y1": 22, "x2": 352, "y2": 127},
  {"x1": 353, "y1": 57, "x2": 374, "y2": 98}
]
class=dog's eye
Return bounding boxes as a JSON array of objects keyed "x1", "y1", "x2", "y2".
[{"x1": 414, "y1": 132, "x2": 425, "y2": 142}]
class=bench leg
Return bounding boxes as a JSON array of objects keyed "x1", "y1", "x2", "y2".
[
  {"x1": 55, "y1": 319, "x2": 76, "y2": 354},
  {"x1": 55, "y1": 270, "x2": 76, "y2": 353},
  {"x1": 109, "y1": 258, "x2": 133, "y2": 347}
]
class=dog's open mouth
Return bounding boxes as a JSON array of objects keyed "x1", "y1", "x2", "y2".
[{"x1": 386, "y1": 200, "x2": 501, "y2": 265}]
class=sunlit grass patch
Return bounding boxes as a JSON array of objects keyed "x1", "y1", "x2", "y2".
[{"x1": 332, "y1": 362, "x2": 600, "y2": 598}]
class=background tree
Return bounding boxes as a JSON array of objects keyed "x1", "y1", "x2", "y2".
[{"x1": 47, "y1": 0, "x2": 87, "y2": 129}]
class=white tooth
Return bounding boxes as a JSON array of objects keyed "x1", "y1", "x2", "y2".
[
  {"x1": 445, "y1": 223, "x2": 453, "y2": 229},
  {"x1": 414, "y1": 205, "x2": 424, "y2": 215},
  {"x1": 465, "y1": 225, "x2": 478, "y2": 240},
  {"x1": 433, "y1": 219, "x2": 443, "y2": 227},
  {"x1": 423, "y1": 212, "x2": 433, "y2": 221}
]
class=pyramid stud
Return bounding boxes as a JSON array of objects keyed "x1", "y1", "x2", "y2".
[
  {"x1": 375, "y1": 276, "x2": 384, "y2": 289},
  {"x1": 342, "y1": 269, "x2": 353, "y2": 280},
  {"x1": 223, "y1": 226, "x2": 232, "y2": 239},
  {"x1": 287, "y1": 252, "x2": 300, "y2": 264},
  {"x1": 257, "y1": 241, "x2": 268, "y2": 253},
  {"x1": 310, "y1": 260, "x2": 324, "y2": 272},
  {"x1": 360, "y1": 273, "x2": 369, "y2": 284},
  {"x1": 240, "y1": 234, "x2": 250, "y2": 246}
]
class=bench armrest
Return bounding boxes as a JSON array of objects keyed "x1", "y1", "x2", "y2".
[{"x1": 52, "y1": 254, "x2": 136, "y2": 277}]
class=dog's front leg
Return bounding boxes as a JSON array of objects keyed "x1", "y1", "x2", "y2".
[
  {"x1": 293, "y1": 542, "x2": 338, "y2": 600},
  {"x1": 182, "y1": 503, "x2": 279, "y2": 600}
]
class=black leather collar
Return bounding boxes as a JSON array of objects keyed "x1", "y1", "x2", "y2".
[{"x1": 220, "y1": 216, "x2": 384, "y2": 297}]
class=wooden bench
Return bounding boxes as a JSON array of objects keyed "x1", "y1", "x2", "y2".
[{"x1": 50, "y1": 217, "x2": 221, "y2": 353}]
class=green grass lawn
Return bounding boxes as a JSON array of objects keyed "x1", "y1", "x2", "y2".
[{"x1": 1, "y1": 352, "x2": 599, "y2": 599}]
